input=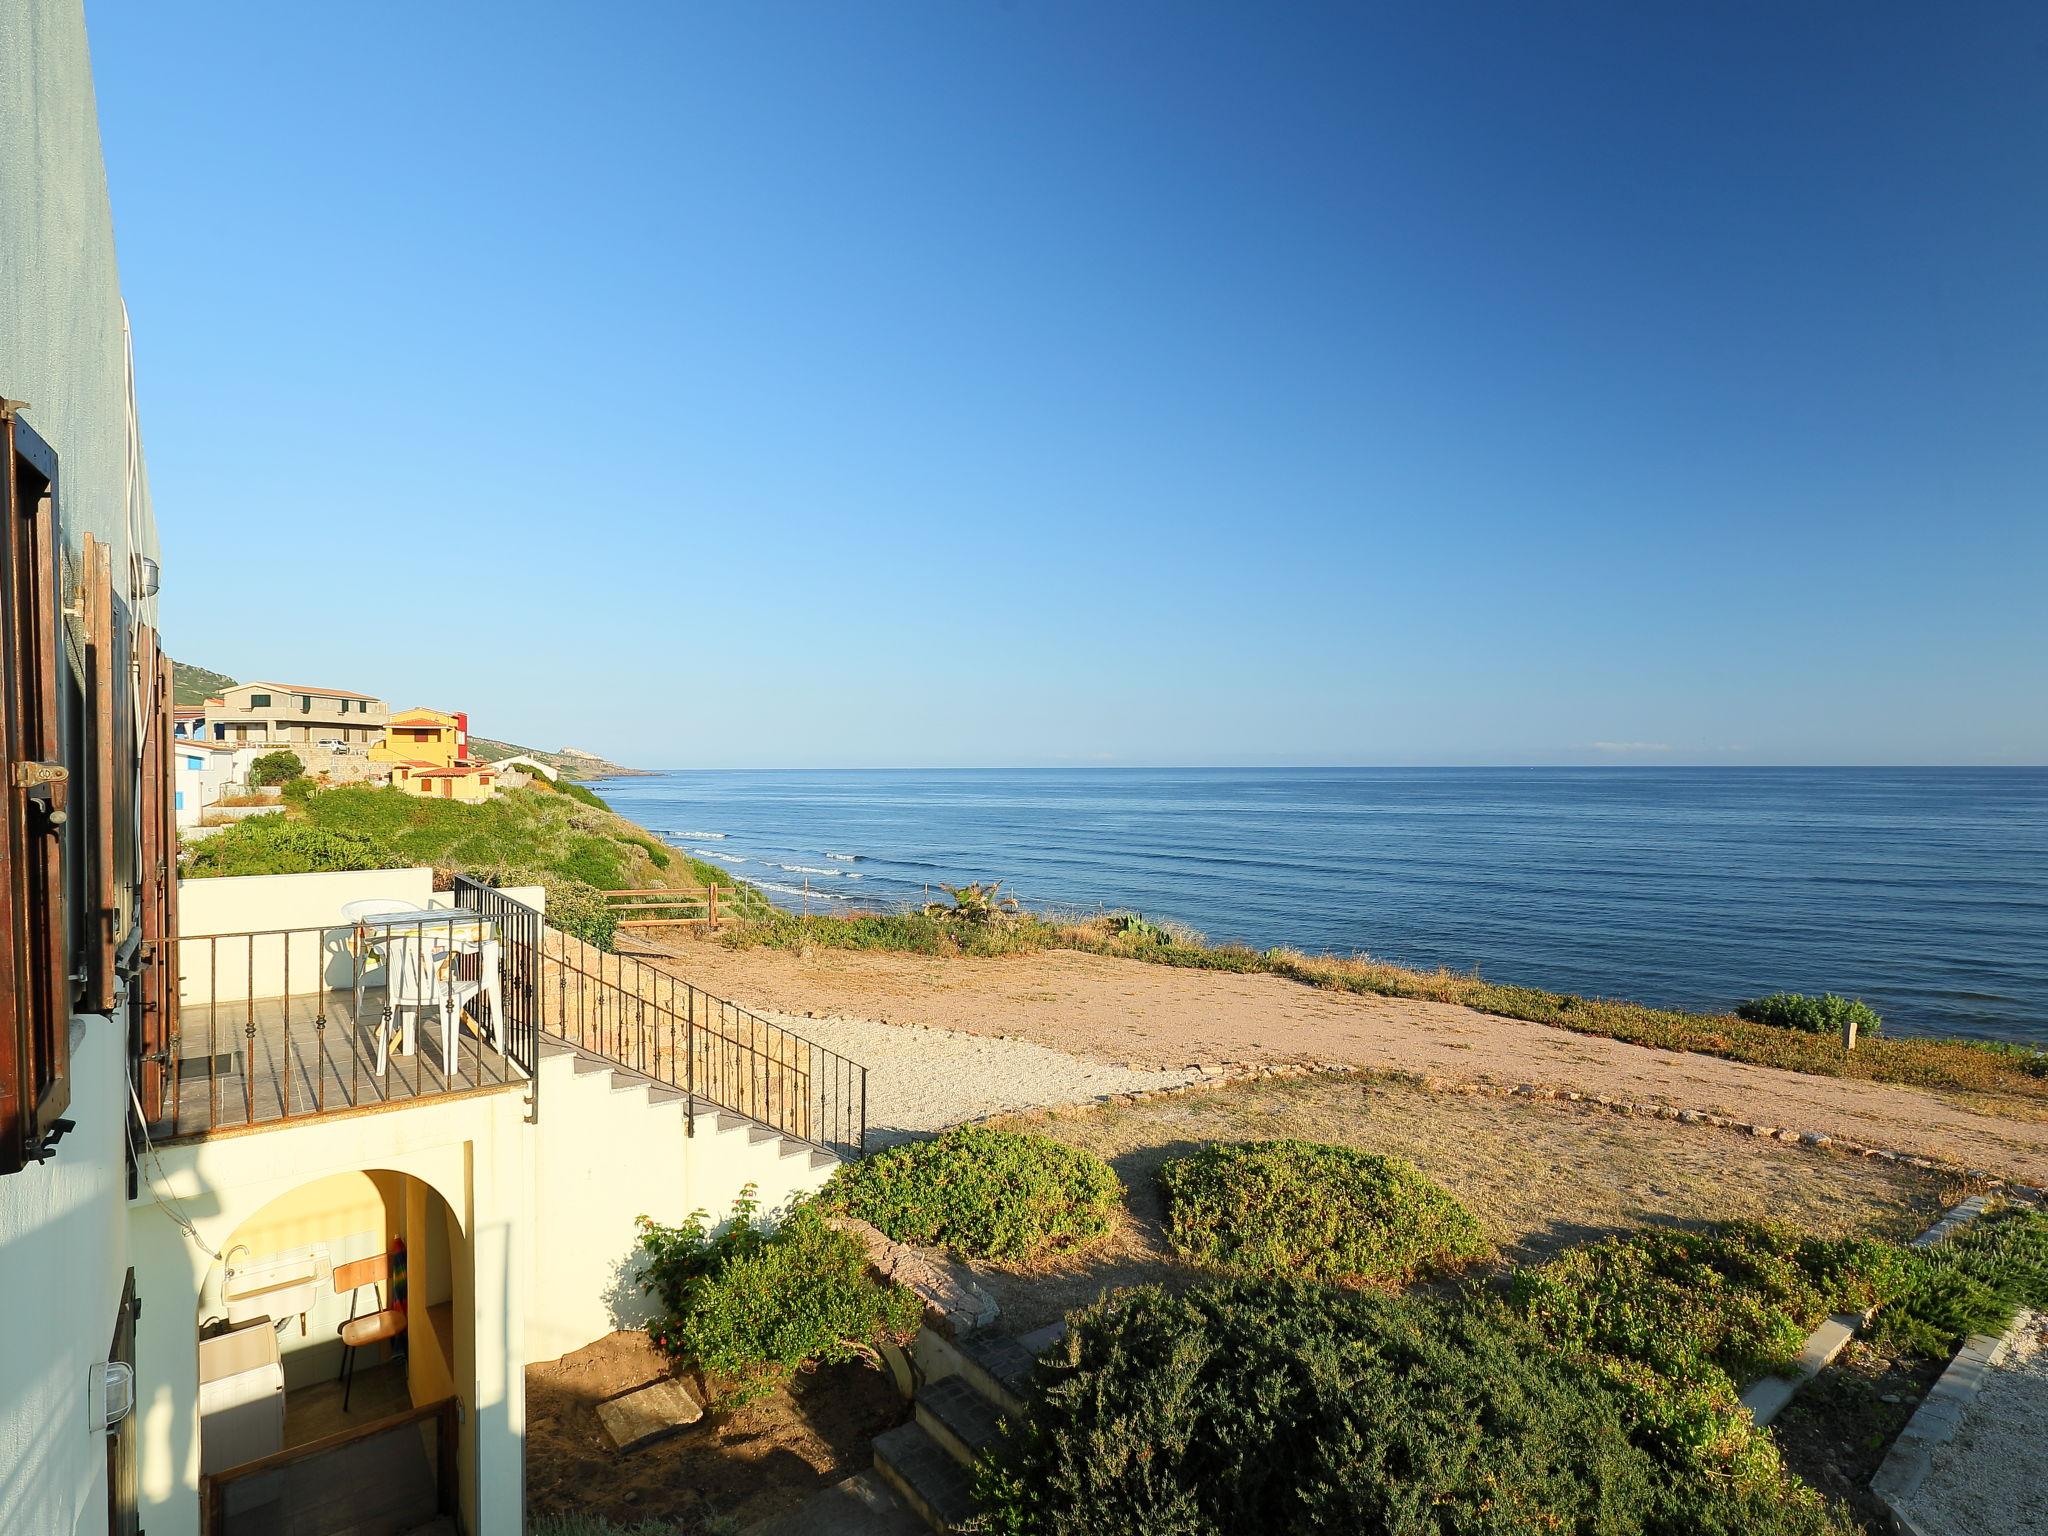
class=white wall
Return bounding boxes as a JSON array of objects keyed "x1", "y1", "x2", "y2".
[{"x1": 130, "y1": 1090, "x2": 531, "y2": 1536}]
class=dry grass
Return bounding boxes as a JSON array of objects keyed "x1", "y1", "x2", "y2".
[{"x1": 968, "y1": 1072, "x2": 1959, "y2": 1334}]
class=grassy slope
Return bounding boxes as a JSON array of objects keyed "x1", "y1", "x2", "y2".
[
  {"x1": 172, "y1": 662, "x2": 237, "y2": 707},
  {"x1": 722, "y1": 910, "x2": 2048, "y2": 1107}
]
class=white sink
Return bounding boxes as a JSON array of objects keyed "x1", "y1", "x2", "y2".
[{"x1": 223, "y1": 1246, "x2": 331, "y2": 1326}]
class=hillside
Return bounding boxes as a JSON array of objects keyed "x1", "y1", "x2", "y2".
[
  {"x1": 181, "y1": 780, "x2": 765, "y2": 946},
  {"x1": 172, "y1": 663, "x2": 635, "y2": 778},
  {"x1": 172, "y1": 662, "x2": 237, "y2": 707}
]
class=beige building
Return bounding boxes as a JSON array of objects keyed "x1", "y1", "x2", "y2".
[{"x1": 206, "y1": 680, "x2": 389, "y2": 748}]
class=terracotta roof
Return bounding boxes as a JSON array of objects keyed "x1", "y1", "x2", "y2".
[
  {"x1": 236, "y1": 681, "x2": 385, "y2": 703},
  {"x1": 388, "y1": 708, "x2": 458, "y2": 726},
  {"x1": 414, "y1": 766, "x2": 492, "y2": 779},
  {"x1": 173, "y1": 706, "x2": 207, "y2": 718}
]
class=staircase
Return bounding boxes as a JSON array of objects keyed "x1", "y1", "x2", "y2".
[{"x1": 867, "y1": 1324, "x2": 1056, "y2": 1534}]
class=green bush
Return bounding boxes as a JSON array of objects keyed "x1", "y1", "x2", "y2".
[
  {"x1": 975, "y1": 1280, "x2": 1850, "y2": 1536},
  {"x1": 821, "y1": 1126, "x2": 1120, "y2": 1263},
  {"x1": 1868, "y1": 1207, "x2": 2048, "y2": 1357},
  {"x1": 496, "y1": 868, "x2": 617, "y2": 952},
  {"x1": 627, "y1": 836, "x2": 672, "y2": 869},
  {"x1": 183, "y1": 815, "x2": 385, "y2": 876},
  {"x1": 247, "y1": 749, "x2": 306, "y2": 787},
  {"x1": 636, "y1": 1191, "x2": 922, "y2": 1405},
  {"x1": 1736, "y1": 993, "x2": 1883, "y2": 1038},
  {"x1": 1158, "y1": 1140, "x2": 1490, "y2": 1285},
  {"x1": 1509, "y1": 1222, "x2": 1908, "y2": 1382}
]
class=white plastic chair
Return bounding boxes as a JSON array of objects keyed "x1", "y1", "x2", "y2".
[
  {"x1": 345, "y1": 898, "x2": 423, "y2": 1042},
  {"x1": 376, "y1": 930, "x2": 480, "y2": 1079}
]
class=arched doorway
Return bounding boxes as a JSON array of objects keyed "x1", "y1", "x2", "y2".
[{"x1": 194, "y1": 1170, "x2": 468, "y2": 1534}]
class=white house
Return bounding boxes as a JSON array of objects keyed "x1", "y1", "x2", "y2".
[{"x1": 173, "y1": 742, "x2": 256, "y2": 828}]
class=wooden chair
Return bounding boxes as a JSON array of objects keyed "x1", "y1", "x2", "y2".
[{"x1": 333, "y1": 1254, "x2": 406, "y2": 1410}]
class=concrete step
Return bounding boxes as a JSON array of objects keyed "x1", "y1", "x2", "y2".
[
  {"x1": 915, "y1": 1375, "x2": 1004, "y2": 1467},
  {"x1": 955, "y1": 1333, "x2": 1036, "y2": 1419},
  {"x1": 872, "y1": 1422, "x2": 978, "y2": 1534}
]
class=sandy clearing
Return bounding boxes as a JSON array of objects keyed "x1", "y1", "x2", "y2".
[{"x1": 644, "y1": 938, "x2": 2048, "y2": 1187}]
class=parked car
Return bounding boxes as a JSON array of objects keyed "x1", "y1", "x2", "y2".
[{"x1": 314, "y1": 738, "x2": 350, "y2": 753}]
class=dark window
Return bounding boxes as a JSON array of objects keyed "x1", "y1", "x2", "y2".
[
  {"x1": 248, "y1": 692, "x2": 270, "y2": 708},
  {"x1": 2, "y1": 408, "x2": 72, "y2": 1174}
]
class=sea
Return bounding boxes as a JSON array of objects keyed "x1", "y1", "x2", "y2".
[{"x1": 594, "y1": 767, "x2": 2048, "y2": 1047}]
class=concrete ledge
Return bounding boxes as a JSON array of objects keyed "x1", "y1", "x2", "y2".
[
  {"x1": 829, "y1": 1216, "x2": 1000, "y2": 1338},
  {"x1": 1871, "y1": 1310, "x2": 2034, "y2": 1533}
]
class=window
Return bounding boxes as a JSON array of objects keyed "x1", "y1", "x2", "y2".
[
  {"x1": 299, "y1": 694, "x2": 311, "y2": 712},
  {"x1": 183, "y1": 755, "x2": 201, "y2": 771},
  {"x1": 174, "y1": 790, "x2": 183, "y2": 811},
  {"x1": 249, "y1": 692, "x2": 270, "y2": 708},
  {"x1": 2, "y1": 409, "x2": 72, "y2": 1174}
]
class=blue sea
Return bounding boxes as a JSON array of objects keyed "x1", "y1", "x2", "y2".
[{"x1": 594, "y1": 768, "x2": 2048, "y2": 1046}]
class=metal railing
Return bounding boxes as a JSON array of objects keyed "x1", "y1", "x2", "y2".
[
  {"x1": 164, "y1": 913, "x2": 526, "y2": 1139},
  {"x1": 544, "y1": 934, "x2": 867, "y2": 1158},
  {"x1": 201, "y1": 1394, "x2": 457, "y2": 1535},
  {"x1": 452, "y1": 875, "x2": 542, "y2": 1092}
]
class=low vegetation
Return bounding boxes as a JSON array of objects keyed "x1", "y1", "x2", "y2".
[
  {"x1": 1864, "y1": 1205, "x2": 2048, "y2": 1357},
  {"x1": 821, "y1": 1126, "x2": 1120, "y2": 1263},
  {"x1": 1159, "y1": 1140, "x2": 1489, "y2": 1285},
  {"x1": 635, "y1": 1190, "x2": 922, "y2": 1406},
  {"x1": 721, "y1": 910, "x2": 2048, "y2": 1103},
  {"x1": 976, "y1": 1279, "x2": 1852, "y2": 1536},
  {"x1": 1739, "y1": 992, "x2": 1884, "y2": 1038}
]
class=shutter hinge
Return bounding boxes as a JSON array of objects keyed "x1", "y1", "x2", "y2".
[{"x1": 12, "y1": 760, "x2": 68, "y2": 788}]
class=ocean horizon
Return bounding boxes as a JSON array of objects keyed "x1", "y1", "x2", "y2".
[{"x1": 595, "y1": 766, "x2": 2048, "y2": 1047}]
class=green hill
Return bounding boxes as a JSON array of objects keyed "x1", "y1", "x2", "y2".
[{"x1": 172, "y1": 662, "x2": 237, "y2": 707}]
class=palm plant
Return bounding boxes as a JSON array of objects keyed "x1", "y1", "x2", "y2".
[{"x1": 924, "y1": 880, "x2": 1022, "y2": 925}]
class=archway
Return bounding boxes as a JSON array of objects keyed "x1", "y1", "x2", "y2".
[{"x1": 193, "y1": 1169, "x2": 469, "y2": 1533}]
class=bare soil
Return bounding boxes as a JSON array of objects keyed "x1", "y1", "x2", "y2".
[
  {"x1": 524, "y1": 1331, "x2": 905, "y2": 1533},
  {"x1": 960, "y1": 1071, "x2": 1956, "y2": 1334},
  {"x1": 661, "y1": 938, "x2": 2048, "y2": 1186},
  {"x1": 1771, "y1": 1340, "x2": 1946, "y2": 1534}
]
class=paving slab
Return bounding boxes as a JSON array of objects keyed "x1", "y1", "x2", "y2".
[{"x1": 594, "y1": 1376, "x2": 703, "y2": 1452}]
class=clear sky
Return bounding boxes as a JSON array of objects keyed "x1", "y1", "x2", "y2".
[{"x1": 90, "y1": 2, "x2": 2046, "y2": 768}]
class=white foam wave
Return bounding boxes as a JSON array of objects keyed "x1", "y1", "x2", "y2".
[
  {"x1": 778, "y1": 864, "x2": 842, "y2": 877},
  {"x1": 825, "y1": 852, "x2": 859, "y2": 862},
  {"x1": 759, "y1": 880, "x2": 851, "y2": 901},
  {"x1": 680, "y1": 831, "x2": 725, "y2": 840},
  {"x1": 694, "y1": 849, "x2": 747, "y2": 864}
]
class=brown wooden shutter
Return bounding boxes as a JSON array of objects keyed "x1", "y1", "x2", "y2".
[
  {"x1": 81, "y1": 534, "x2": 118, "y2": 1011},
  {"x1": 133, "y1": 629, "x2": 176, "y2": 1127},
  {"x1": 1, "y1": 408, "x2": 72, "y2": 1173}
]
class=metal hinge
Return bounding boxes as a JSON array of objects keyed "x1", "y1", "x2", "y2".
[{"x1": 12, "y1": 760, "x2": 68, "y2": 788}]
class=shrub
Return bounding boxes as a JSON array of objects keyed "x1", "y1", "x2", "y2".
[
  {"x1": 247, "y1": 749, "x2": 306, "y2": 787},
  {"x1": 1158, "y1": 1140, "x2": 1490, "y2": 1285},
  {"x1": 1868, "y1": 1206, "x2": 2048, "y2": 1357},
  {"x1": 975, "y1": 1280, "x2": 1850, "y2": 1536},
  {"x1": 821, "y1": 1126, "x2": 1120, "y2": 1263},
  {"x1": 627, "y1": 836, "x2": 672, "y2": 869},
  {"x1": 636, "y1": 1191, "x2": 922, "y2": 1405},
  {"x1": 1736, "y1": 993, "x2": 1883, "y2": 1038},
  {"x1": 1509, "y1": 1222, "x2": 1908, "y2": 1382},
  {"x1": 183, "y1": 815, "x2": 385, "y2": 876}
]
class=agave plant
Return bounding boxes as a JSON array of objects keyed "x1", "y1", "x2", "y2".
[{"x1": 924, "y1": 880, "x2": 1022, "y2": 925}]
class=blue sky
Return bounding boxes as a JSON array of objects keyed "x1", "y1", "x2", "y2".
[{"x1": 92, "y1": 2, "x2": 2047, "y2": 767}]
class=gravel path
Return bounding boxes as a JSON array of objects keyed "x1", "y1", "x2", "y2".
[
  {"x1": 1899, "y1": 1310, "x2": 2048, "y2": 1536},
  {"x1": 756, "y1": 1008, "x2": 1203, "y2": 1146}
]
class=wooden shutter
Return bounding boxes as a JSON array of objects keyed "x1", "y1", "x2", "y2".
[
  {"x1": 81, "y1": 534, "x2": 118, "y2": 1010},
  {"x1": 1, "y1": 408, "x2": 71, "y2": 1173},
  {"x1": 133, "y1": 628, "x2": 177, "y2": 1127}
]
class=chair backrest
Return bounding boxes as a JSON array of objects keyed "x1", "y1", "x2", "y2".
[
  {"x1": 384, "y1": 931, "x2": 446, "y2": 1006},
  {"x1": 341, "y1": 898, "x2": 422, "y2": 922},
  {"x1": 333, "y1": 1253, "x2": 388, "y2": 1294}
]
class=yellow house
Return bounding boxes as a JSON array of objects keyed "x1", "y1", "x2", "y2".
[
  {"x1": 391, "y1": 760, "x2": 500, "y2": 802},
  {"x1": 370, "y1": 706, "x2": 468, "y2": 769}
]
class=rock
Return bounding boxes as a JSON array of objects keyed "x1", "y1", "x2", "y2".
[{"x1": 596, "y1": 1378, "x2": 703, "y2": 1451}]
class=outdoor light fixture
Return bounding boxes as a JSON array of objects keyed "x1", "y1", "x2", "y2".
[
  {"x1": 86, "y1": 1361, "x2": 135, "y2": 1432},
  {"x1": 132, "y1": 555, "x2": 160, "y2": 599}
]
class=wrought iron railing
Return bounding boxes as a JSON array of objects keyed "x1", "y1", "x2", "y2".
[
  {"x1": 543, "y1": 934, "x2": 867, "y2": 1158},
  {"x1": 164, "y1": 913, "x2": 525, "y2": 1139}
]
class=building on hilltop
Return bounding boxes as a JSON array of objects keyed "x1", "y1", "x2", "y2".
[
  {"x1": 369, "y1": 706, "x2": 468, "y2": 770},
  {"x1": 206, "y1": 680, "x2": 388, "y2": 749}
]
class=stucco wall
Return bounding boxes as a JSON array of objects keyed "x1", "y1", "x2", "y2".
[
  {"x1": 130, "y1": 1089, "x2": 531, "y2": 1536},
  {"x1": 0, "y1": 2, "x2": 163, "y2": 1531}
]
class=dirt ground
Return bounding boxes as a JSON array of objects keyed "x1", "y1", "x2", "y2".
[
  {"x1": 655, "y1": 937, "x2": 2048, "y2": 1187},
  {"x1": 1772, "y1": 1339, "x2": 1947, "y2": 1533},
  {"x1": 524, "y1": 1331, "x2": 905, "y2": 1533},
  {"x1": 956, "y1": 1071, "x2": 1958, "y2": 1334}
]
